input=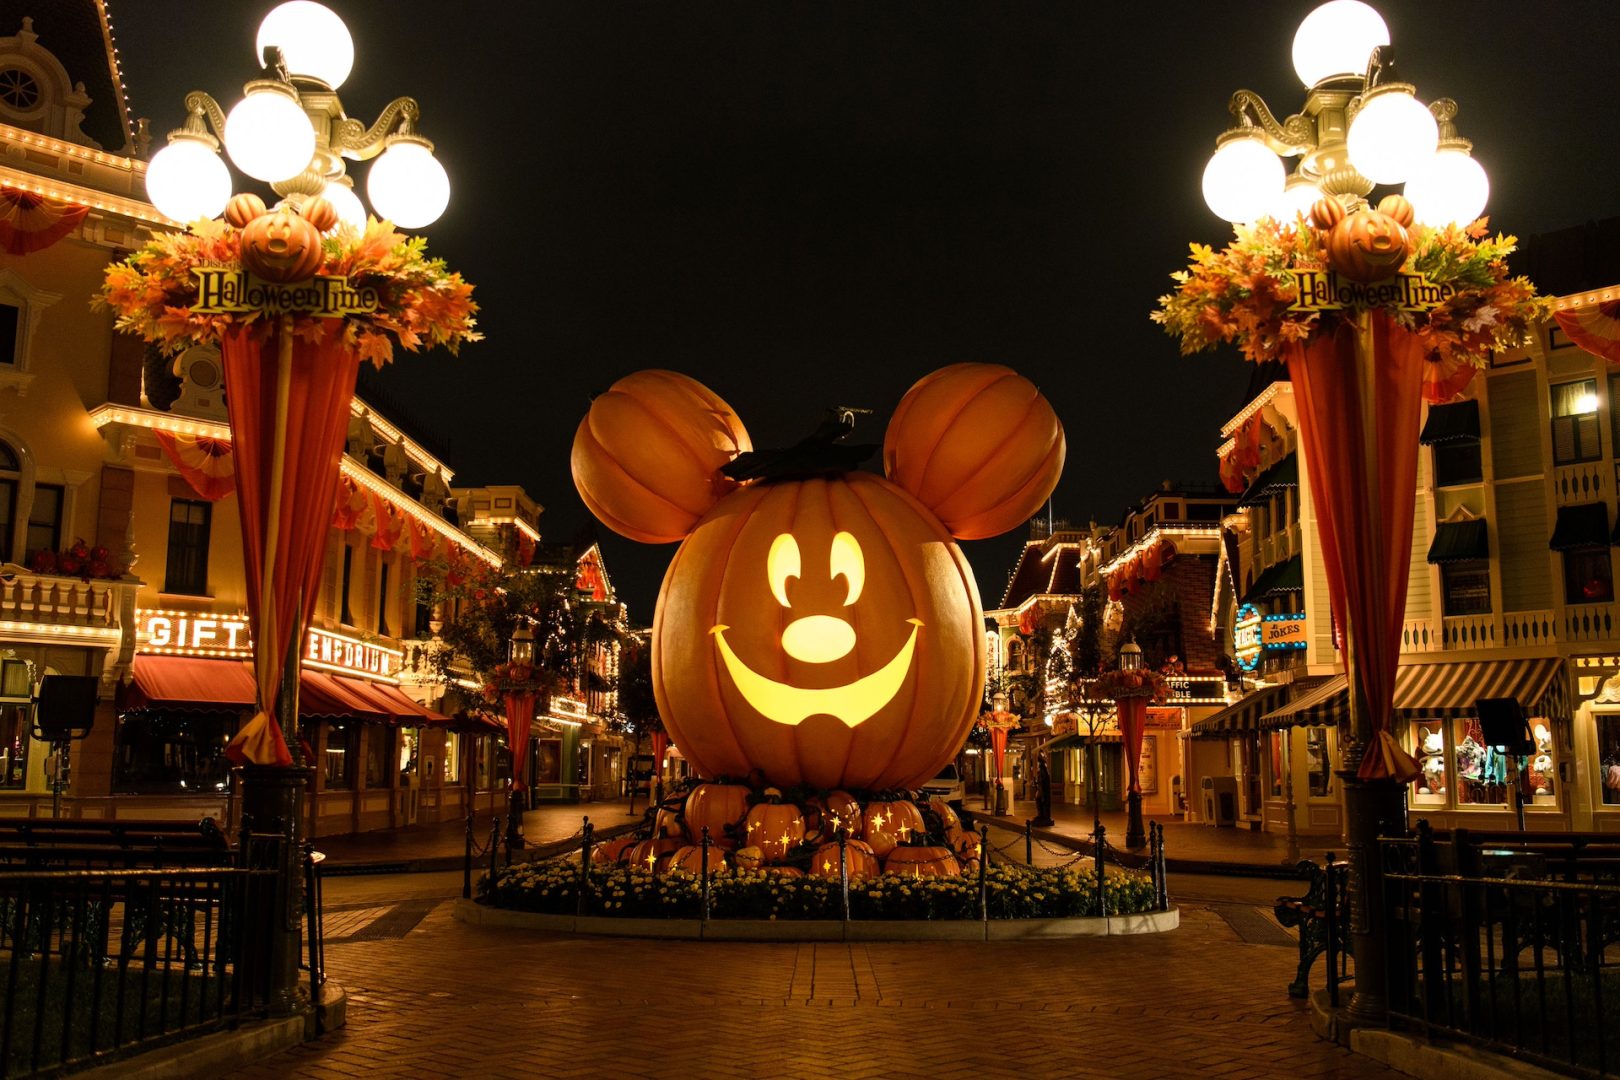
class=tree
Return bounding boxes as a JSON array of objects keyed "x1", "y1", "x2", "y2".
[{"x1": 1073, "y1": 584, "x2": 1107, "y2": 678}]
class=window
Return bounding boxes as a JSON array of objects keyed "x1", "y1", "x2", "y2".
[
  {"x1": 0, "y1": 303, "x2": 17, "y2": 366},
  {"x1": 365, "y1": 724, "x2": 392, "y2": 788},
  {"x1": 377, "y1": 559, "x2": 392, "y2": 636},
  {"x1": 323, "y1": 722, "x2": 353, "y2": 789},
  {"x1": 414, "y1": 600, "x2": 435, "y2": 638},
  {"x1": 1598, "y1": 714, "x2": 1620, "y2": 807},
  {"x1": 1305, "y1": 726, "x2": 1332, "y2": 798},
  {"x1": 1268, "y1": 731, "x2": 1284, "y2": 798},
  {"x1": 1441, "y1": 561, "x2": 1492, "y2": 616},
  {"x1": 0, "y1": 702, "x2": 30, "y2": 788},
  {"x1": 163, "y1": 499, "x2": 211, "y2": 595},
  {"x1": 25, "y1": 482, "x2": 61, "y2": 560},
  {"x1": 443, "y1": 731, "x2": 461, "y2": 783},
  {"x1": 1432, "y1": 439, "x2": 1483, "y2": 486},
  {"x1": 1526, "y1": 719, "x2": 1556, "y2": 807},
  {"x1": 1412, "y1": 719, "x2": 1447, "y2": 806},
  {"x1": 1452, "y1": 716, "x2": 1509, "y2": 806},
  {"x1": 340, "y1": 545, "x2": 355, "y2": 625},
  {"x1": 113, "y1": 710, "x2": 235, "y2": 794},
  {"x1": 1563, "y1": 548, "x2": 1614, "y2": 604},
  {"x1": 1551, "y1": 379, "x2": 1602, "y2": 464}
]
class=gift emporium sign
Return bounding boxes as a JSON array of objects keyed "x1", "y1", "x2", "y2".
[
  {"x1": 191, "y1": 269, "x2": 379, "y2": 318},
  {"x1": 136, "y1": 610, "x2": 399, "y2": 679},
  {"x1": 1289, "y1": 270, "x2": 1458, "y2": 313}
]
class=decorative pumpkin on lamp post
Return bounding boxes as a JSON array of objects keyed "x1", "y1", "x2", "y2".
[{"x1": 571, "y1": 364, "x2": 1064, "y2": 793}]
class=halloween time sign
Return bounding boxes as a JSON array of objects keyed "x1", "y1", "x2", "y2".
[{"x1": 191, "y1": 268, "x2": 379, "y2": 318}]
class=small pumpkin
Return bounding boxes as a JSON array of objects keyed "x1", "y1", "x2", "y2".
[
  {"x1": 803, "y1": 789, "x2": 863, "y2": 844},
  {"x1": 769, "y1": 866, "x2": 806, "y2": 880},
  {"x1": 653, "y1": 805, "x2": 684, "y2": 839},
  {"x1": 883, "y1": 363, "x2": 1066, "y2": 541},
  {"x1": 684, "y1": 783, "x2": 751, "y2": 845},
  {"x1": 301, "y1": 196, "x2": 338, "y2": 233},
  {"x1": 1311, "y1": 193, "x2": 1415, "y2": 284},
  {"x1": 949, "y1": 829, "x2": 982, "y2": 863},
  {"x1": 809, "y1": 838, "x2": 881, "y2": 881},
  {"x1": 667, "y1": 844, "x2": 727, "y2": 876},
  {"x1": 884, "y1": 845, "x2": 962, "y2": 878},
  {"x1": 743, "y1": 801, "x2": 805, "y2": 863},
  {"x1": 240, "y1": 203, "x2": 327, "y2": 283},
  {"x1": 863, "y1": 799, "x2": 926, "y2": 858},
  {"x1": 223, "y1": 192, "x2": 267, "y2": 228},
  {"x1": 591, "y1": 836, "x2": 637, "y2": 866},
  {"x1": 628, "y1": 837, "x2": 683, "y2": 874},
  {"x1": 733, "y1": 845, "x2": 764, "y2": 871},
  {"x1": 927, "y1": 797, "x2": 961, "y2": 832}
]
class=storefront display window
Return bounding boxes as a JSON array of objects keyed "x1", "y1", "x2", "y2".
[
  {"x1": 0, "y1": 703, "x2": 30, "y2": 788},
  {"x1": 1598, "y1": 714, "x2": 1620, "y2": 806},
  {"x1": 1453, "y1": 717, "x2": 1509, "y2": 806},
  {"x1": 324, "y1": 722, "x2": 353, "y2": 789},
  {"x1": 1412, "y1": 719, "x2": 1447, "y2": 806},
  {"x1": 1268, "y1": 731, "x2": 1284, "y2": 798},
  {"x1": 1305, "y1": 726, "x2": 1332, "y2": 798},
  {"x1": 1525, "y1": 719, "x2": 1556, "y2": 806},
  {"x1": 114, "y1": 710, "x2": 235, "y2": 794},
  {"x1": 443, "y1": 731, "x2": 461, "y2": 783},
  {"x1": 366, "y1": 724, "x2": 393, "y2": 789}
]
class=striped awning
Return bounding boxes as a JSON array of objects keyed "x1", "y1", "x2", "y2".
[
  {"x1": 1190, "y1": 684, "x2": 1290, "y2": 736},
  {"x1": 1257, "y1": 658, "x2": 1568, "y2": 730}
]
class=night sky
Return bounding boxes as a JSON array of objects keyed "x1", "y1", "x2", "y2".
[{"x1": 111, "y1": 1, "x2": 1620, "y2": 620}]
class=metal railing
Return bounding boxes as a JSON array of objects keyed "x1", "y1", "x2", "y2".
[
  {"x1": 0, "y1": 866, "x2": 277, "y2": 1078},
  {"x1": 1383, "y1": 824, "x2": 1620, "y2": 1078}
]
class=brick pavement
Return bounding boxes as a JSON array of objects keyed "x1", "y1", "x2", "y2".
[
  {"x1": 315, "y1": 800, "x2": 635, "y2": 869},
  {"x1": 232, "y1": 887, "x2": 1396, "y2": 1079}
]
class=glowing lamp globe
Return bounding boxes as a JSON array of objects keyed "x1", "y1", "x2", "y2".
[
  {"x1": 257, "y1": 1, "x2": 354, "y2": 88},
  {"x1": 1404, "y1": 148, "x2": 1489, "y2": 226},
  {"x1": 1202, "y1": 135, "x2": 1284, "y2": 224},
  {"x1": 223, "y1": 84, "x2": 315, "y2": 182},
  {"x1": 1273, "y1": 178, "x2": 1324, "y2": 225},
  {"x1": 145, "y1": 137, "x2": 232, "y2": 222},
  {"x1": 320, "y1": 179, "x2": 368, "y2": 230},
  {"x1": 1347, "y1": 89, "x2": 1438, "y2": 184},
  {"x1": 367, "y1": 140, "x2": 449, "y2": 228},
  {"x1": 1292, "y1": 0, "x2": 1389, "y2": 87}
]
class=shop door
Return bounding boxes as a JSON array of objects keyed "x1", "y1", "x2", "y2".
[
  {"x1": 1098, "y1": 745, "x2": 1123, "y2": 811},
  {"x1": 1240, "y1": 734, "x2": 1264, "y2": 817}
]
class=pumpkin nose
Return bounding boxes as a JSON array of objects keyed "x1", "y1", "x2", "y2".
[{"x1": 781, "y1": 615, "x2": 856, "y2": 664}]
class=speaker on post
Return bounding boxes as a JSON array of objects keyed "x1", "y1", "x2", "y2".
[
  {"x1": 1475, "y1": 697, "x2": 1534, "y2": 755},
  {"x1": 33, "y1": 675, "x2": 98, "y2": 739}
]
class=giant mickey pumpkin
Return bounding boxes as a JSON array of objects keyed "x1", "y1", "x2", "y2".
[{"x1": 572, "y1": 366, "x2": 1064, "y2": 791}]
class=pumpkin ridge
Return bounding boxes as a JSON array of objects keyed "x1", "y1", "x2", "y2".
[
  {"x1": 617, "y1": 387, "x2": 734, "y2": 502},
  {"x1": 638, "y1": 369, "x2": 751, "y2": 455},
  {"x1": 907, "y1": 367, "x2": 1014, "y2": 506},
  {"x1": 929, "y1": 382, "x2": 1047, "y2": 522},
  {"x1": 574, "y1": 421, "x2": 700, "y2": 537},
  {"x1": 587, "y1": 402, "x2": 714, "y2": 519},
  {"x1": 943, "y1": 429, "x2": 1067, "y2": 541}
]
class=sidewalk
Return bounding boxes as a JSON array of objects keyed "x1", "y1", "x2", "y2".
[
  {"x1": 980, "y1": 796, "x2": 1340, "y2": 878},
  {"x1": 314, "y1": 799, "x2": 640, "y2": 872}
]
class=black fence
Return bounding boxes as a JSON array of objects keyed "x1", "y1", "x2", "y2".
[
  {"x1": 1382, "y1": 824, "x2": 1620, "y2": 1078},
  {"x1": 0, "y1": 866, "x2": 278, "y2": 1078}
]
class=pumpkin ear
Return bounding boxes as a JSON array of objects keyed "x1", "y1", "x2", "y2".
[
  {"x1": 571, "y1": 370, "x2": 752, "y2": 544},
  {"x1": 224, "y1": 192, "x2": 267, "y2": 228},
  {"x1": 1310, "y1": 197, "x2": 1345, "y2": 231},
  {"x1": 302, "y1": 197, "x2": 339, "y2": 233},
  {"x1": 1376, "y1": 193, "x2": 1415, "y2": 228},
  {"x1": 883, "y1": 363, "x2": 1064, "y2": 540}
]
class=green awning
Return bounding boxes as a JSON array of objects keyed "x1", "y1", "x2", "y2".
[
  {"x1": 1419, "y1": 401, "x2": 1480, "y2": 445},
  {"x1": 1550, "y1": 502, "x2": 1609, "y2": 551},
  {"x1": 1038, "y1": 733, "x2": 1085, "y2": 752},
  {"x1": 1428, "y1": 519, "x2": 1489, "y2": 563},
  {"x1": 1237, "y1": 455, "x2": 1299, "y2": 507},
  {"x1": 1241, "y1": 556, "x2": 1304, "y2": 605}
]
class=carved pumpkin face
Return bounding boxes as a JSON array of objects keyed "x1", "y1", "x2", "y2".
[
  {"x1": 240, "y1": 205, "x2": 326, "y2": 283},
  {"x1": 655, "y1": 473, "x2": 984, "y2": 791},
  {"x1": 1312, "y1": 194, "x2": 1416, "y2": 284}
]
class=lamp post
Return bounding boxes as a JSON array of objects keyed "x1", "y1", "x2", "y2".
[
  {"x1": 1117, "y1": 640, "x2": 1148, "y2": 850},
  {"x1": 1193, "y1": 0, "x2": 1493, "y2": 1025},
  {"x1": 505, "y1": 623, "x2": 535, "y2": 852},
  {"x1": 144, "y1": 1, "x2": 451, "y2": 229}
]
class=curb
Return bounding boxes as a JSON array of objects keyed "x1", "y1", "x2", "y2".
[
  {"x1": 320, "y1": 821, "x2": 641, "y2": 875},
  {"x1": 1308, "y1": 986, "x2": 1565, "y2": 1080},
  {"x1": 982, "y1": 814, "x2": 1311, "y2": 880},
  {"x1": 73, "y1": 1015, "x2": 307, "y2": 1080},
  {"x1": 452, "y1": 897, "x2": 1180, "y2": 941}
]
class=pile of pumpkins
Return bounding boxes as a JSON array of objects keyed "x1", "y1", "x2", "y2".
[{"x1": 591, "y1": 784, "x2": 982, "y2": 880}]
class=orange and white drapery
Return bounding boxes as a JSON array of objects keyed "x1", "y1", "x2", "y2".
[
  {"x1": 368, "y1": 491, "x2": 406, "y2": 551},
  {"x1": 405, "y1": 517, "x2": 437, "y2": 561},
  {"x1": 651, "y1": 730, "x2": 669, "y2": 784},
  {"x1": 224, "y1": 319, "x2": 363, "y2": 768},
  {"x1": 0, "y1": 187, "x2": 89, "y2": 255},
  {"x1": 503, "y1": 689, "x2": 537, "y2": 792},
  {"x1": 983, "y1": 710, "x2": 1018, "y2": 786},
  {"x1": 1555, "y1": 301, "x2": 1620, "y2": 364},
  {"x1": 1284, "y1": 311, "x2": 1424, "y2": 784},
  {"x1": 1116, "y1": 696, "x2": 1148, "y2": 795},
  {"x1": 152, "y1": 431, "x2": 236, "y2": 501},
  {"x1": 330, "y1": 474, "x2": 366, "y2": 531}
]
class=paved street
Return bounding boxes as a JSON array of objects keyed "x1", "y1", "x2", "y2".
[{"x1": 230, "y1": 870, "x2": 1393, "y2": 1080}]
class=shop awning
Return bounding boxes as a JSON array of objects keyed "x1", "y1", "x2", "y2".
[
  {"x1": 1037, "y1": 732, "x2": 1118, "y2": 752},
  {"x1": 1237, "y1": 456, "x2": 1299, "y2": 507},
  {"x1": 1419, "y1": 400, "x2": 1480, "y2": 445},
  {"x1": 1550, "y1": 503, "x2": 1609, "y2": 551},
  {"x1": 1190, "y1": 684, "x2": 1289, "y2": 736},
  {"x1": 331, "y1": 675, "x2": 451, "y2": 726},
  {"x1": 299, "y1": 671, "x2": 386, "y2": 720},
  {"x1": 123, "y1": 656, "x2": 256, "y2": 711},
  {"x1": 1241, "y1": 556, "x2": 1304, "y2": 605},
  {"x1": 1257, "y1": 658, "x2": 1567, "y2": 730},
  {"x1": 1428, "y1": 519, "x2": 1489, "y2": 564}
]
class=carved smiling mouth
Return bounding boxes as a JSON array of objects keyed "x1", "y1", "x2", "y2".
[{"x1": 710, "y1": 620, "x2": 922, "y2": 729}]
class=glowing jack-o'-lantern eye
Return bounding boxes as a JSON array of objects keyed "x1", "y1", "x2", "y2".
[
  {"x1": 768, "y1": 533, "x2": 800, "y2": 608},
  {"x1": 830, "y1": 531, "x2": 864, "y2": 605}
]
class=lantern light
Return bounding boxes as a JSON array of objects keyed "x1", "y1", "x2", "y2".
[
  {"x1": 256, "y1": 1, "x2": 354, "y2": 88},
  {"x1": 1346, "y1": 86, "x2": 1439, "y2": 184},
  {"x1": 1291, "y1": 0, "x2": 1389, "y2": 88},
  {"x1": 223, "y1": 82, "x2": 315, "y2": 182},
  {"x1": 1273, "y1": 176, "x2": 1324, "y2": 225},
  {"x1": 1403, "y1": 147, "x2": 1490, "y2": 227},
  {"x1": 145, "y1": 135, "x2": 232, "y2": 222},
  {"x1": 366, "y1": 138, "x2": 450, "y2": 228},
  {"x1": 1202, "y1": 132, "x2": 1284, "y2": 224},
  {"x1": 320, "y1": 178, "x2": 367, "y2": 231}
]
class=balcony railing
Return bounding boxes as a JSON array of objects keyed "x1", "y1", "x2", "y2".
[
  {"x1": 0, "y1": 570, "x2": 127, "y2": 634},
  {"x1": 1552, "y1": 461, "x2": 1606, "y2": 507},
  {"x1": 1401, "y1": 610, "x2": 1559, "y2": 654},
  {"x1": 1564, "y1": 601, "x2": 1617, "y2": 643}
]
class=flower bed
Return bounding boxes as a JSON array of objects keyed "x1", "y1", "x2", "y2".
[{"x1": 480, "y1": 860, "x2": 1158, "y2": 921}]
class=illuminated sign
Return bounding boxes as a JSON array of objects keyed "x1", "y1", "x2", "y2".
[
  {"x1": 191, "y1": 269, "x2": 379, "y2": 317},
  {"x1": 137, "y1": 609, "x2": 252, "y2": 657},
  {"x1": 304, "y1": 628, "x2": 400, "y2": 681},
  {"x1": 1232, "y1": 604, "x2": 1263, "y2": 671},
  {"x1": 1263, "y1": 613, "x2": 1308, "y2": 650},
  {"x1": 1289, "y1": 270, "x2": 1457, "y2": 313}
]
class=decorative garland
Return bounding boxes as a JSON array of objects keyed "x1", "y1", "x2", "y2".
[{"x1": 1089, "y1": 667, "x2": 1172, "y2": 704}]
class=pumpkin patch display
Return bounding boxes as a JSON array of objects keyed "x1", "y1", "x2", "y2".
[
  {"x1": 668, "y1": 845, "x2": 726, "y2": 876},
  {"x1": 1311, "y1": 194, "x2": 1416, "y2": 284},
  {"x1": 884, "y1": 845, "x2": 962, "y2": 878},
  {"x1": 809, "y1": 838, "x2": 881, "y2": 880},
  {"x1": 862, "y1": 799, "x2": 926, "y2": 858},
  {"x1": 743, "y1": 801, "x2": 805, "y2": 862},
  {"x1": 628, "y1": 837, "x2": 683, "y2": 874},
  {"x1": 572, "y1": 367, "x2": 1062, "y2": 792},
  {"x1": 684, "y1": 782, "x2": 751, "y2": 846},
  {"x1": 591, "y1": 836, "x2": 637, "y2": 866}
]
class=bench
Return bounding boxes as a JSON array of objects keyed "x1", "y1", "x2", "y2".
[
  {"x1": 0, "y1": 817, "x2": 233, "y2": 871},
  {"x1": 1274, "y1": 856, "x2": 1351, "y2": 999}
]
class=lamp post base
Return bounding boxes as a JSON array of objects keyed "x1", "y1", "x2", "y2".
[
  {"x1": 236, "y1": 764, "x2": 312, "y2": 1017},
  {"x1": 506, "y1": 788, "x2": 526, "y2": 851},
  {"x1": 1125, "y1": 790, "x2": 1147, "y2": 850},
  {"x1": 1339, "y1": 774, "x2": 1407, "y2": 1026}
]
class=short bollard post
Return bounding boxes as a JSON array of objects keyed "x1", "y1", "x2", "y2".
[
  {"x1": 463, "y1": 811, "x2": 475, "y2": 900},
  {"x1": 978, "y1": 824, "x2": 989, "y2": 924},
  {"x1": 1155, "y1": 823, "x2": 1170, "y2": 911},
  {"x1": 837, "y1": 829, "x2": 851, "y2": 923},
  {"x1": 488, "y1": 815, "x2": 501, "y2": 888},
  {"x1": 1093, "y1": 822, "x2": 1107, "y2": 917},
  {"x1": 1024, "y1": 819, "x2": 1034, "y2": 865},
  {"x1": 700, "y1": 826, "x2": 712, "y2": 923},
  {"x1": 578, "y1": 817, "x2": 593, "y2": 916}
]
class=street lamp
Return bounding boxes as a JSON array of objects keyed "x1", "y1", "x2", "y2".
[
  {"x1": 1116, "y1": 640, "x2": 1148, "y2": 850},
  {"x1": 506, "y1": 623, "x2": 535, "y2": 851},
  {"x1": 144, "y1": 1, "x2": 451, "y2": 229},
  {"x1": 1200, "y1": 0, "x2": 1487, "y2": 228}
]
